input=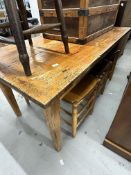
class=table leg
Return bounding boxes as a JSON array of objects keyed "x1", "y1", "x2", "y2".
[
  {"x1": 24, "y1": 97, "x2": 30, "y2": 106},
  {"x1": 44, "y1": 98, "x2": 61, "y2": 151},
  {"x1": 0, "y1": 83, "x2": 21, "y2": 117}
]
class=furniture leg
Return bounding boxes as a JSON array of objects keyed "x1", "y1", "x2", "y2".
[
  {"x1": 109, "y1": 60, "x2": 117, "y2": 80},
  {"x1": 101, "y1": 74, "x2": 108, "y2": 94},
  {"x1": 4, "y1": 0, "x2": 31, "y2": 76},
  {"x1": 24, "y1": 97, "x2": 30, "y2": 106},
  {"x1": 44, "y1": 98, "x2": 61, "y2": 151},
  {"x1": 89, "y1": 94, "x2": 97, "y2": 115},
  {"x1": 0, "y1": 83, "x2": 21, "y2": 117},
  {"x1": 16, "y1": 0, "x2": 33, "y2": 46},
  {"x1": 72, "y1": 103, "x2": 78, "y2": 137},
  {"x1": 54, "y1": 0, "x2": 69, "y2": 54}
]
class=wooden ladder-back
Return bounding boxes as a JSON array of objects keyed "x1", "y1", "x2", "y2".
[
  {"x1": 0, "y1": 0, "x2": 69, "y2": 76},
  {"x1": 61, "y1": 75, "x2": 100, "y2": 137}
]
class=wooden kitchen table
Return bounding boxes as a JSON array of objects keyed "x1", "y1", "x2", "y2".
[{"x1": 0, "y1": 27, "x2": 130, "y2": 151}]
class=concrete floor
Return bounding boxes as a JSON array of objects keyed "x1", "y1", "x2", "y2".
[{"x1": 0, "y1": 41, "x2": 131, "y2": 175}]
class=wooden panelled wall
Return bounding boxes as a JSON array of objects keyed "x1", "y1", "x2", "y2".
[{"x1": 38, "y1": 0, "x2": 120, "y2": 44}]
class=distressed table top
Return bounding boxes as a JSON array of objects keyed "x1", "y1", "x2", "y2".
[{"x1": 0, "y1": 27, "x2": 130, "y2": 108}]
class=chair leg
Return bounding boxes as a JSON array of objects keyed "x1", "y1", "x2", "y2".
[
  {"x1": 72, "y1": 103, "x2": 78, "y2": 137},
  {"x1": 4, "y1": 0, "x2": 31, "y2": 76},
  {"x1": 54, "y1": 0, "x2": 69, "y2": 54},
  {"x1": 89, "y1": 94, "x2": 97, "y2": 115},
  {"x1": 100, "y1": 74, "x2": 108, "y2": 95},
  {"x1": 0, "y1": 83, "x2": 21, "y2": 117},
  {"x1": 16, "y1": 0, "x2": 33, "y2": 46},
  {"x1": 101, "y1": 82, "x2": 106, "y2": 95}
]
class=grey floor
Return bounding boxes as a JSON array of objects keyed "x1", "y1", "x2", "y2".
[{"x1": 0, "y1": 41, "x2": 131, "y2": 175}]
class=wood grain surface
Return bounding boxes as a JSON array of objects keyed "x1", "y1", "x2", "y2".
[{"x1": 0, "y1": 27, "x2": 130, "y2": 108}]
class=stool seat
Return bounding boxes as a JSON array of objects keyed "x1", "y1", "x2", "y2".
[{"x1": 64, "y1": 76, "x2": 99, "y2": 104}]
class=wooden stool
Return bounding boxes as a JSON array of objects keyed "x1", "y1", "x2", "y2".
[
  {"x1": 0, "y1": 0, "x2": 69, "y2": 76},
  {"x1": 61, "y1": 75, "x2": 100, "y2": 137}
]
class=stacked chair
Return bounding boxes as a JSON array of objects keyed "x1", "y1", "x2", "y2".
[
  {"x1": 89, "y1": 50, "x2": 121, "y2": 96},
  {"x1": 89, "y1": 59, "x2": 113, "y2": 96},
  {"x1": 61, "y1": 49, "x2": 121, "y2": 137},
  {"x1": 61, "y1": 75, "x2": 100, "y2": 137},
  {"x1": 0, "y1": 0, "x2": 69, "y2": 76}
]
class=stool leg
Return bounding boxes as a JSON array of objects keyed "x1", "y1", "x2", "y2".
[
  {"x1": 4, "y1": 0, "x2": 31, "y2": 76},
  {"x1": 72, "y1": 103, "x2": 78, "y2": 137},
  {"x1": 0, "y1": 84, "x2": 21, "y2": 117},
  {"x1": 54, "y1": 0, "x2": 69, "y2": 54}
]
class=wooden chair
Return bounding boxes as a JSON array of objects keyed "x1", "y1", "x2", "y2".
[
  {"x1": 89, "y1": 59, "x2": 112, "y2": 95},
  {"x1": 105, "y1": 50, "x2": 121, "y2": 80},
  {"x1": 0, "y1": 0, "x2": 69, "y2": 76},
  {"x1": 61, "y1": 75, "x2": 100, "y2": 137},
  {"x1": 89, "y1": 50, "x2": 121, "y2": 95}
]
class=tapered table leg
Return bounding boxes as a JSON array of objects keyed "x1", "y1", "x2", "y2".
[
  {"x1": 44, "y1": 98, "x2": 61, "y2": 151},
  {"x1": 24, "y1": 96, "x2": 30, "y2": 106},
  {"x1": 0, "y1": 83, "x2": 21, "y2": 117},
  {"x1": 4, "y1": 0, "x2": 31, "y2": 76}
]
